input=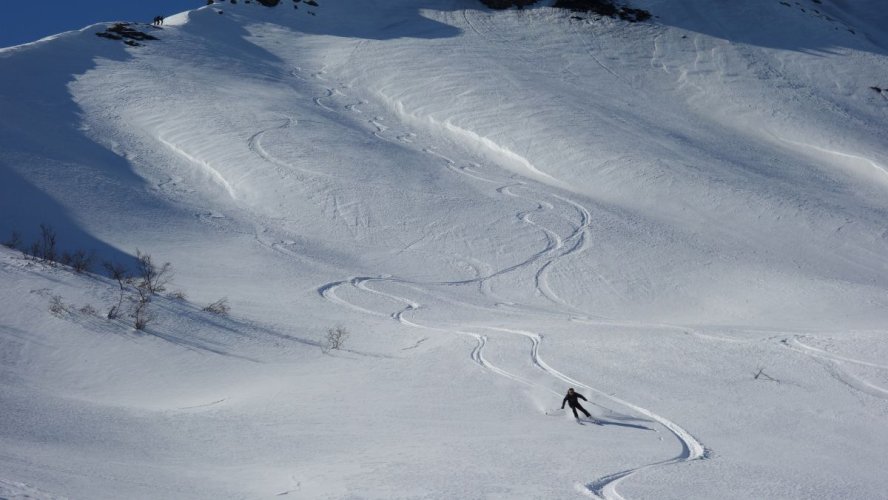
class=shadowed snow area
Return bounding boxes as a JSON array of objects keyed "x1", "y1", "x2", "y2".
[{"x1": 1, "y1": 0, "x2": 887, "y2": 498}]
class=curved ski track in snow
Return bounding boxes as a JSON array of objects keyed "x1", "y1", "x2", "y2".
[
  {"x1": 786, "y1": 336, "x2": 888, "y2": 370},
  {"x1": 479, "y1": 325, "x2": 707, "y2": 499},
  {"x1": 783, "y1": 336, "x2": 888, "y2": 399},
  {"x1": 292, "y1": 62, "x2": 707, "y2": 499},
  {"x1": 314, "y1": 87, "x2": 348, "y2": 113},
  {"x1": 247, "y1": 117, "x2": 329, "y2": 178},
  {"x1": 322, "y1": 275, "x2": 708, "y2": 499},
  {"x1": 417, "y1": 148, "x2": 593, "y2": 310}
]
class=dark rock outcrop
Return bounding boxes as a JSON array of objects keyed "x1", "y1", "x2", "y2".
[
  {"x1": 553, "y1": 0, "x2": 651, "y2": 22},
  {"x1": 95, "y1": 23, "x2": 159, "y2": 46},
  {"x1": 479, "y1": 0, "x2": 538, "y2": 9}
]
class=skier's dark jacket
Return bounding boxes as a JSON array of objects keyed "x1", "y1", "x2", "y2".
[{"x1": 562, "y1": 392, "x2": 587, "y2": 409}]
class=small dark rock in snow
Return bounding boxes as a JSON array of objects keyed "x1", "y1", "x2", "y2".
[{"x1": 95, "y1": 23, "x2": 159, "y2": 46}]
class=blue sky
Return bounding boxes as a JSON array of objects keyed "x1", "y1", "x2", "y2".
[{"x1": 1, "y1": 1, "x2": 200, "y2": 48}]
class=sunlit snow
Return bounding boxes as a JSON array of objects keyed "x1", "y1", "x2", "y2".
[{"x1": 1, "y1": 1, "x2": 887, "y2": 498}]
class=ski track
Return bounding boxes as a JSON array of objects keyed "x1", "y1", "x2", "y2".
[
  {"x1": 480, "y1": 325, "x2": 707, "y2": 499},
  {"x1": 177, "y1": 398, "x2": 227, "y2": 410},
  {"x1": 284, "y1": 62, "x2": 709, "y2": 499},
  {"x1": 783, "y1": 336, "x2": 888, "y2": 399},
  {"x1": 220, "y1": 75, "x2": 709, "y2": 498},
  {"x1": 566, "y1": 16, "x2": 629, "y2": 86},
  {"x1": 322, "y1": 275, "x2": 708, "y2": 500},
  {"x1": 313, "y1": 88, "x2": 335, "y2": 111},
  {"x1": 246, "y1": 117, "x2": 329, "y2": 178},
  {"x1": 400, "y1": 337, "x2": 428, "y2": 351},
  {"x1": 10, "y1": 8, "x2": 888, "y2": 500}
]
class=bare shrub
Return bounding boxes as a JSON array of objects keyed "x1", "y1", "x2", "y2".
[
  {"x1": 169, "y1": 290, "x2": 188, "y2": 301},
  {"x1": 25, "y1": 224, "x2": 59, "y2": 263},
  {"x1": 27, "y1": 240, "x2": 41, "y2": 261},
  {"x1": 324, "y1": 326, "x2": 349, "y2": 352},
  {"x1": 3, "y1": 230, "x2": 21, "y2": 250},
  {"x1": 131, "y1": 286, "x2": 153, "y2": 330},
  {"x1": 79, "y1": 304, "x2": 98, "y2": 316},
  {"x1": 69, "y1": 249, "x2": 94, "y2": 273},
  {"x1": 49, "y1": 295, "x2": 69, "y2": 316},
  {"x1": 135, "y1": 249, "x2": 173, "y2": 294},
  {"x1": 38, "y1": 224, "x2": 58, "y2": 263},
  {"x1": 132, "y1": 300, "x2": 153, "y2": 330},
  {"x1": 203, "y1": 297, "x2": 230, "y2": 316},
  {"x1": 103, "y1": 260, "x2": 131, "y2": 319},
  {"x1": 60, "y1": 249, "x2": 94, "y2": 273},
  {"x1": 103, "y1": 260, "x2": 131, "y2": 290},
  {"x1": 107, "y1": 304, "x2": 121, "y2": 320}
]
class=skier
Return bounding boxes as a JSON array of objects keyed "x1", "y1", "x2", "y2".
[{"x1": 561, "y1": 388, "x2": 592, "y2": 419}]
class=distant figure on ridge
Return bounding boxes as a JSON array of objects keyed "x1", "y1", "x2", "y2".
[
  {"x1": 153, "y1": 16, "x2": 165, "y2": 26},
  {"x1": 561, "y1": 388, "x2": 592, "y2": 420}
]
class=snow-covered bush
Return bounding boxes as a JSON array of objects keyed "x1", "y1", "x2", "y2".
[
  {"x1": 79, "y1": 304, "x2": 98, "y2": 316},
  {"x1": 49, "y1": 295, "x2": 69, "y2": 316},
  {"x1": 323, "y1": 326, "x2": 349, "y2": 352},
  {"x1": 203, "y1": 298, "x2": 230, "y2": 316}
]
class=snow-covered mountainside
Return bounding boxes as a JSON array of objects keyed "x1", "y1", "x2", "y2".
[{"x1": 1, "y1": 0, "x2": 887, "y2": 498}]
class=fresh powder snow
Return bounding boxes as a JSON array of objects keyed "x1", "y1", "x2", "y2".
[{"x1": 1, "y1": 0, "x2": 887, "y2": 498}]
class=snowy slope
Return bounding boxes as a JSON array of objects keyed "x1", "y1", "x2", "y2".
[{"x1": 1, "y1": 0, "x2": 887, "y2": 498}]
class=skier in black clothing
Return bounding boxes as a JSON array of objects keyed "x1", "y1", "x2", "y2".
[{"x1": 561, "y1": 388, "x2": 592, "y2": 419}]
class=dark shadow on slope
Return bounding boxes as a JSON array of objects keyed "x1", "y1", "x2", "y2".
[
  {"x1": 643, "y1": 0, "x2": 888, "y2": 56},
  {"x1": 225, "y1": 0, "x2": 888, "y2": 55},
  {"x1": 147, "y1": 328, "x2": 262, "y2": 362},
  {"x1": 176, "y1": 7, "x2": 287, "y2": 71},
  {"x1": 0, "y1": 170, "x2": 134, "y2": 266},
  {"x1": 148, "y1": 295, "x2": 395, "y2": 361},
  {"x1": 148, "y1": 297, "x2": 322, "y2": 359},
  {"x1": 215, "y1": 0, "x2": 462, "y2": 41},
  {"x1": 591, "y1": 418, "x2": 655, "y2": 431},
  {"x1": 0, "y1": 27, "x2": 165, "y2": 267}
]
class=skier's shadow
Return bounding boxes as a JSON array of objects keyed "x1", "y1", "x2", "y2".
[{"x1": 587, "y1": 419, "x2": 655, "y2": 431}]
